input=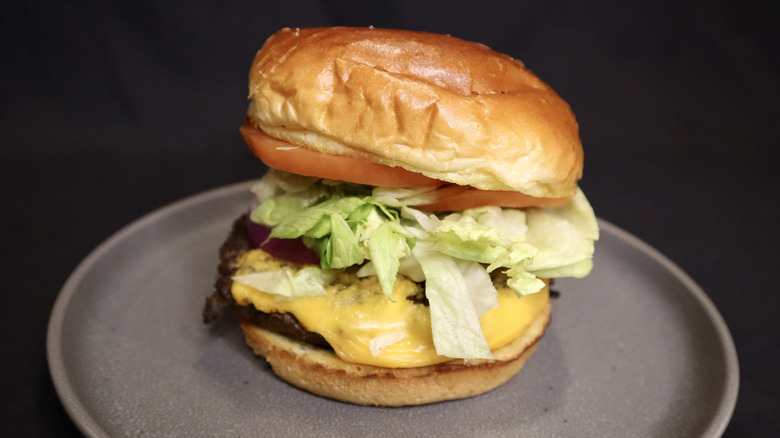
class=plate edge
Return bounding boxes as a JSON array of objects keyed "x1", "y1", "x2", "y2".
[
  {"x1": 45, "y1": 181, "x2": 255, "y2": 438},
  {"x1": 596, "y1": 218, "x2": 740, "y2": 437}
]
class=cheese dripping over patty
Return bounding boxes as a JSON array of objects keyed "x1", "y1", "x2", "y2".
[{"x1": 231, "y1": 249, "x2": 549, "y2": 368}]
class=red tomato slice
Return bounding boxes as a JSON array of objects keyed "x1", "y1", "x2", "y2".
[
  {"x1": 240, "y1": 125, "x2": 441, "y2": 187},
  {"x1": 418, "y1": 187, "x2": 570, "y2": 211},
  {"x1": 240, "y1": 124, "x2": 572, "y2": 210}
]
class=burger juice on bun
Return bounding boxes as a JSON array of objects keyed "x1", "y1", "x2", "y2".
[{"x1": 203, "y1": 27, "x2": 599, "y2": 406}]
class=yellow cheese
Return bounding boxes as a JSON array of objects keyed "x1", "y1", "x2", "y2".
[{"x1": 232, "y1": 249, "x2": 549, "y2": 368}]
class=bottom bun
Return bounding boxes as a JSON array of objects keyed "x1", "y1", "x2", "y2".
[{"x1": 239, "y1": 301, "x2": 551, "y2": 406}]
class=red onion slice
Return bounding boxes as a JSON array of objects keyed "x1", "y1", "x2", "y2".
[{"x1": 246, "y1": 216, "x2": 320, "y2": 265}]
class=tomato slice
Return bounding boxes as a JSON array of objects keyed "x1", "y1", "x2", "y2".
[
  {"x1": 240, "y1": 125, "x2": 441, "y2": 187},
  {"x1": 418, "y1": 187, "x2": 570, "y2": 211},
  {"x1": 240, "y1": 124, "x2": 572, "y2": 210}
]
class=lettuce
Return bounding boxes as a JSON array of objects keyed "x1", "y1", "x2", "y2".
[
  {"x1": 455, "y1": 258, "x2": 499, "y2": 317},
  {"x1": 249, "y1": 173, "x2": 414, "y2": 297},
  {"x1": 413, "y1": 244, "x2": 493, "y2": 359},
  {"x1": 321, "y1": 213, "x2": 365, "y2": 269},
  {"x1": 372, "y1": 185, "x2": 441, "y2": 207},
  {"x1": 366, "y1": 222, "x2": 403, "y2": 299},
  {"x1": 524, "y1": 189, "x2": 599, "y2": 278},
  {"x1": 243, "y1": 170, "x2": 599, "y2": 360},
  {"x1": 233, "y1": 267, "x2": 339, "y2": 299},
  {"x1": 357, "y1": 255, "x2": 426, "y2": 283}
]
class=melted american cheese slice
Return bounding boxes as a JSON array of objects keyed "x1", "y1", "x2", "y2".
[{"x1": 231, "y1": 249, "x2": 549, "y2": 368}]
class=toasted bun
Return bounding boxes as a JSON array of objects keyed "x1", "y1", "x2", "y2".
[
  {"x1": 247, "y1": 27, "x2": 582, "y2": 198},
  {"x1": 239, "y1": 301, "x2": 551, "y2": 406}
]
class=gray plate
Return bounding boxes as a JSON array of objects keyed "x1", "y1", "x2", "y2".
[{"x1": 47, "y1": 182, "x2": 738, "y2": 438}]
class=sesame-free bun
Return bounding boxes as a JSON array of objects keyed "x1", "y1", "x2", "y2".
[
  {"x1": 247, "y1": 27, "x2": 582, "y2": 198},
  {"x1": 239, "y1": 301, "x2": 551, "y2": 406}
]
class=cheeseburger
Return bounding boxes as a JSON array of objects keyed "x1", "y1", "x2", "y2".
[{"x1": 203, "y1": 27, "x2": 598, "y2": 406}]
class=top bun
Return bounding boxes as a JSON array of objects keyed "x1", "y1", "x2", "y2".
[{"x1": 247, "y1": 27, "x2": 583, "y2": 198}]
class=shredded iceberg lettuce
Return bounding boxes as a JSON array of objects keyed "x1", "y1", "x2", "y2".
[
  {"x1": 413, "y1": 242, "x2": 493, "y2": 359},
  {"x1": 239, "y1": 169, "x2": 599, "y2": 360},
  {"x1": 233, "y1": 267, "x2": 339, "y2": 299}
]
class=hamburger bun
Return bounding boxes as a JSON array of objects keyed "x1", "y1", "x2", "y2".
[
  {"x1": 247, "y1": 27, "x2": 582, "y2": 198},
  {"x1": 239, "y1": 301, "x2": 551, "y2": 406}
]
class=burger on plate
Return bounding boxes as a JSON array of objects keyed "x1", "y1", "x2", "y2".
[{"x1": 203, "y1": 27, "x2": 598, "y2": 406}]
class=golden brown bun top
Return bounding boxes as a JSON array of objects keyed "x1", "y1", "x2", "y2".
[{"x1": 248, "y1": 27, "x2": 583, "y2": 197}]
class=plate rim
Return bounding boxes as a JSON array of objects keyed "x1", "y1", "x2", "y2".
[
  {"x1": 46, "y1": 181, "x2": 251, "y2": 437},
  {"x1": 46, "y1": 181, "x2": 739, "y2": 437},
  {"x1": 596, "y1": 219, "x2": 739, "y2": 437}
]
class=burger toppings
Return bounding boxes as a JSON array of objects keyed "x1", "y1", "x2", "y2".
[
  {"x1": 246, "y1": 220, "x2": 320, "y2": 265},
  {"x1": 230, "y1": 242, "x2": 550, "y2": 368},
  {"x1": 240, "y1": 124, "x2": 441, "y2": 187},
  {"x1": 230, "y1": 168, "x2": 598, "y2": 361},
  {"x1": 241, "y1": 124, "x2": 572, "y2": 210}
]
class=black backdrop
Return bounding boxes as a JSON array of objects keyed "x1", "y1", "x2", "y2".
[{"x1": 2, "y1": 1, "x2": 778, "y2": 436}]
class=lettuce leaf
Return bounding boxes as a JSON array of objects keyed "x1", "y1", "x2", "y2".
[
  {"x1": 455, "y1": 258, "x2": 499, "y2": 317},
  {"x1": 366, "y1": 222, "x2": 403, "y2": 298},
  {"x1": 524, "y1": 189, "x2": 599, "y2": 278},
  {"x1": 322, "y1": 213, "x2": 365, "y2": 269},
  {"x1": 251, "y1": 184, "x2": 415, "y2": 284},
  {"x1": 251, "y1": 170, "x2": 325, "y2": 206},
  {"x1": 356, "y1": 255, "x2": 426, "y2": 283},
  {"x1": 412, "y1": 244, "x2": 493, "y2": 359},
  {"x1": 233, "y1": 267, "x2": 339, "y2": 298}
]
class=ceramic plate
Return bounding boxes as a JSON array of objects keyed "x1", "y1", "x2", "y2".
[{"x1": 47, "y1": 182, "x2": 738, "y2": 437}]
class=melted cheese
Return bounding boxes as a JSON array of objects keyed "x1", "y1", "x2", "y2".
[{"x1": 232, "y1": 249, "x2": 549, "y2": 368}]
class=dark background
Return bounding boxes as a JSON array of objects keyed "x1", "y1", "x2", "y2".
[{"x1": 2, "y1": 1, "x2": 778, "y2": 436}]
